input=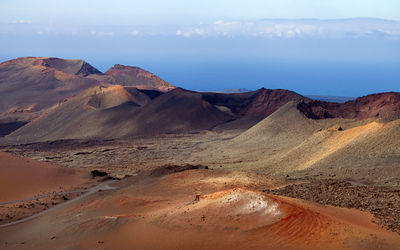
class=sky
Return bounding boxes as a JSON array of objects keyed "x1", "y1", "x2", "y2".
[
  {"x1": 1, "y1": 0, "x2": 400, "y2": 96},
  {"x1": 2, "y1": 0, "x2": 400, "y2": 24}
]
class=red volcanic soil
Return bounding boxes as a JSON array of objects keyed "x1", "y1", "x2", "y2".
[
  {"x1": 0, "y1": 151, "x2": 92, "y2": 202},
  {"x1": 297, "y1": 92, "x2": 400, "y2": 120},
  {"x1": 102, "y1": 64, "x2": 175, "y2": 91},
  {"x1": 1, "y1": 168, "x2": 395, "y2": 249},
  {"x1": 105, "y1": 64, "x2": 156, "y2": 77},
  {"x1": 81, "y1": 171, "x2": 400, "y2": 249}
]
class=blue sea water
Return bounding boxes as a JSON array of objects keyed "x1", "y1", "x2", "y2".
[{"x1": 116, "y1": 60, "x2": 400, "y2": 98}]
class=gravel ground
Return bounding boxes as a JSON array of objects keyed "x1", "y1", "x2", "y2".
[{"x1": 264, "y1": 179, "x2": 400, "y2": 233}]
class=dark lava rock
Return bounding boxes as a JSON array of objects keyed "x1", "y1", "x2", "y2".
[{"x1": 91, "y1": 170, "x2": 108, "y2": 178}]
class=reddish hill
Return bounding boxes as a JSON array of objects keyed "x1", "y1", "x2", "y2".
[
  {"x1": 0, "y1": 57, "x2": 102, "y2": 123},
  {"x1": 87, "y1": 64, "x2": 174, "y2": 91},
  {"x1": 202, "y1": 88, "x2": 307, "y2": 117},
  {"x1": 0, "y1": 57, "x2": 176, "y2": 137},
  {"x1": 297, "y1": 92, "x2": 400, "y2": 120}
]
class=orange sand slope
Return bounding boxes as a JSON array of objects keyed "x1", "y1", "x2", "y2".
[
  {"x1": 0, "y1": 151, "x2": 91, "y2": 202},
  {"x1": 1, "y1": 169, "x2": 399, "y2": 249}
]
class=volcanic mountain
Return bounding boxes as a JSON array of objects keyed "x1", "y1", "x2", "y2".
[
  {"x1": 86, "y1": 64, "x2": 174, "y2": 91},
  {"x1": 0, "y1": 57, "x2": 176, "y2": 136},
  {"x1": 0, "y1": 57, "x2": 101, "y2": 122}
]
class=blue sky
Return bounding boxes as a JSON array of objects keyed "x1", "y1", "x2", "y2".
[
  {"x1": 2, "y1": 0, "x2": 400, "y2": 24},
  {"x1": 1, "y1": 0, "x2": 400, "y2": 96}
]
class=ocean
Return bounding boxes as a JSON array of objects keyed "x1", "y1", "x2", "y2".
[{"x1": 133, "y1": 60, "x2": 400, "y2": 97}]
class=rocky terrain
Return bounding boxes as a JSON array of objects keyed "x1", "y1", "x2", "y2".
[{"x1": 265, "y1": 180, "x2": 400, "y2": 233}]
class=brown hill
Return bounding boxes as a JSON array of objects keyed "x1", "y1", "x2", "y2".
[
  {"x1": 3, "y1": 87, "x2": 234, "y2": 143},
  {"x1": 87, "y1": 64, "x2": 174, "y2": 91},
  {"x1": 3, "y1": 85, "x2": 149, "y2": 143},
  {"x1": 298, "y1": 92, "x2": 400, "y2": 120},
  {"x1": 0, "y1": 57, "x2": 102, "y2": 124},
  {"x1": 201, "y1": 88, "x2": 307, "y2": 131}
]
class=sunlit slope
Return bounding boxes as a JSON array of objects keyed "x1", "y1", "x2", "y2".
[
  {"x1": 192, "y1": 101, "x2": 400, "y2": 184},
  {"x1": 296, "y1": 119, "x2": 400, "y2": 183}
]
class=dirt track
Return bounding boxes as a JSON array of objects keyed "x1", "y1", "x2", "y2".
[{"x1": 0, "y1": 180, "x2": 116, "y2": 228}]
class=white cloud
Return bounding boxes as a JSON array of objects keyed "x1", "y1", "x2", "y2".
[
  {"x1": 175, "y1": 19, "x2": 400, "y2": 39},
  {"x1": 176, "y1": 28, "x2": 205, "y2": 38},
  {"x1": 90, "y1": 31, "x2": 114, "y2": 37},
  {"x1": 130, "y1": 30, "x2": 140, "y2": 36},
  {"x1": 3, "y1": 18, "x2": 399, "y2": 40},
  {"x1": 10, "y1": 20, "x2": 32, "y2": 24}
]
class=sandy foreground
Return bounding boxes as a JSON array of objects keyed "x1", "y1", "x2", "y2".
[
  {"x1": 1, "y1": 162, "x2": 399, "y2": 249},
  {"x1": 0, "y1": 151, "x2": 101, "y2": 226}
]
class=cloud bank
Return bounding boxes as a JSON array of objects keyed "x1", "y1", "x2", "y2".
[
  {"x1": 175, "y1": 18, "x2": 400, "y2": 39},
  {"x1": 1, "y1": 18, "x2": 399, "y2": 39}
]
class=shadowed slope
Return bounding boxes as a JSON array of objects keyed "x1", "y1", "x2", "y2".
[
  {"x1": 202, "y1": 88, "x2": 307, "y2": 117},
  {"x1": 3, "y1": 85, "x2": 146, "y2": 143},
  {"x1": 3, "y1": 87, "x2": 235, "y2": 143}
]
